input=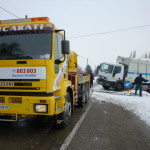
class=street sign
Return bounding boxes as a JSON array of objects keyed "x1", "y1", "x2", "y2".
[{"x1": 124, "y1": 81, "x2": 132, "y2": 88}]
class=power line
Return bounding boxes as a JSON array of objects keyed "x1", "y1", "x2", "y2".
[
  {"x1": 68, "y1": 24, "x2": 150, "y2": 39},
  {"x1": 0, "y1": 6, "x2": 20, "y2": 19}
]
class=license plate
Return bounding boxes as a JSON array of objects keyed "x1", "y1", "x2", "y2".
[{"x1": 0, "y1": 105, "x2": 9, "y2": 110}]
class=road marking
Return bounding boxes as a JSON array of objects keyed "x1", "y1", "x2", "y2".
[{"x1": 60, "y1": 102, "x2": 93, "y2": 150}]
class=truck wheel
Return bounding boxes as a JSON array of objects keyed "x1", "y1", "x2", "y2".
[
  {"x1": 78, "y1": 90, "x2": 86, "y2": 107},
  {"x1": 102, "y1": 85, "x2": 110, "y2": 90},
  {"x1": 86, "y1": 84, "x2": 90, "y2": 103},
  {"x1": 147, "y1": 86, "x2": 150, "y2": 93},
  {"x1": 115, "y1": 83, "x2": 124, "y2": 91},
  {"x1": 58, "y1": 92, "x2": 72, "y2": 128},
  {"x1": 85, "y1": 85, "x2": 90, "y2": 103}
]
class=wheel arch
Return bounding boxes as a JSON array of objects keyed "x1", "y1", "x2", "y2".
[
  {"x1": 114, "y1": 80, "x2": 124, "y2": 91},
  {"x1": 67, "y1": 86, "x2": 74, "y2": 112},
  {"x1": 114, "y1": 80, "x2": 124, "y2": 86}
]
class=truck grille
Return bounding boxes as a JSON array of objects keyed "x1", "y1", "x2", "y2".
[
  {"x1": 0, "y1": 87, "x2": 39, "y2": 90},
  {"x1": 0, "y1": 79, "x2": 40, "y2": 90},
  {"x1": 0, "y1": 92, "x2": 53, "y2": 96},
  {"x1": 0, "y1": 79, "x2": 40, "y2": 81}
]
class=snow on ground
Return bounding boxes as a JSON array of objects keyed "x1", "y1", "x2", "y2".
[{"x1": 91, "y1": 84, "x2": 150, "y2": 127}]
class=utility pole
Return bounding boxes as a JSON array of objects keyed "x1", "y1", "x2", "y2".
[{"x1": 87, "y1": 58, "x2": 88, "y2": 65}]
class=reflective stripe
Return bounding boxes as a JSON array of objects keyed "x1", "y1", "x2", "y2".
[
  {"x1": 74, "y1": 90, "x2": 78, "y2": 101},
  {"x1": 128, "y1": 72, "x2": 150, "y2": 75}
]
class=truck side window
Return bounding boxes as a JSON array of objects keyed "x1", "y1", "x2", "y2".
[
  {"x1": 55, "y1": 33, "x2": 63, "y2": 60},
  {"x1": 113, "y1": 66, "x2": 121, "y2": 74},
  {"x1": 55, "y1": 33, "x2": 63, "y2": 73}
]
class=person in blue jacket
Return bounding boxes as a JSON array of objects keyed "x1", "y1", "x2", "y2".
[{"x1": 134, "y1": 74, "x2": 148, "y2": 97}]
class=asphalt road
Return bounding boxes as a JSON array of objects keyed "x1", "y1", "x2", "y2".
[
  {"x1": 0, "y1": 104, "x2": 89, "y2": 150},
  {"x1": 68, "y1": 101, "x2": 150, "y2": 150},
  {"x1": 1, "y1": 99, "x2": 150, "y2": 150}
]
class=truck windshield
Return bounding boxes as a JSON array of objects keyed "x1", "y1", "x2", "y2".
[
  {"x1": 0, "y1": 33, "x2": 52, "y2": 60},
  {"x1": 100, "y1": 63, "x2": 114, "y2": 73}
]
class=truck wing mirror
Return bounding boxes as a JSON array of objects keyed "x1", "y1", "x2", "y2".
[
  {"x1": 54, "y1": 40, "x2": 70, "y2": 65},
  {"x1": 62, "y1": 40, "x2": 70, "y2": 54},
  {"x1": 55, "y1": 29, "x2": 70, "y2": 54},
  {"x1": 55, "y1": 59, "x2": 62, "y2": 64}
]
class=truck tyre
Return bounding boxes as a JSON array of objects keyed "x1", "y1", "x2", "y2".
[
  {"x1": 115, "y1": 83, "x2": 124, "y2": 91},
  {"x1": 102, "y1": 85, "x2": 110, "y2": 90},
  {"x1": 58, "y1": 92, "x2": 72, "y2": 128},
  {"x1": 78, "y1": 91, "x2": 86, "y2": 107},
  {"x1": 85, "y1": 84, "x2": 90, "y2": 103},
  {"x1": 78, "y1": 85, "x2": 86, "y2": 107},
  {"x1": 86, "y1": 87, "x2": 90, "y2": 103}
]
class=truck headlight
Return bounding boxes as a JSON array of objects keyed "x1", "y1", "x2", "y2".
[{"x1": 34, "y1": 104, "x2": 48, "y2": 113}]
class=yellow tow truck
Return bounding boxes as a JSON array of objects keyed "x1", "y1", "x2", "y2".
[{"x1": 0, "y1": 17, "x2": 90, "y2": 128}]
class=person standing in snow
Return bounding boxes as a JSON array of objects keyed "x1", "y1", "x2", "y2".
[{"x1": 134, "y1": 74, "x2": 148, "y2": 97}]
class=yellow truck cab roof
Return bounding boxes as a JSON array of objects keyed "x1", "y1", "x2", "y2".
[{"x1": 0, "y1": 17, "x2": 56, "y2": 32}]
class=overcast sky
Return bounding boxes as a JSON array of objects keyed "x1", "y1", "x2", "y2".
[{"x1": 0, "y1": 0, "x2": 150, "y2": 70}]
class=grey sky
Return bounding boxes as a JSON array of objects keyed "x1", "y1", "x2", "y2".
[{"x1": 0, "y1": 0, "x2": 150, "y2": 70}]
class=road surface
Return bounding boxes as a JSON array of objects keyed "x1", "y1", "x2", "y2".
[
  {"x1": 67, "y1": 100, "x2": 150, "y2": 150},
  {"x1": 0, "y1": 99, "x2": 150, "y2": 150}
]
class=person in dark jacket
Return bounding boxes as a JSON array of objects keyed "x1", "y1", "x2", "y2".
[
  {"x1": 134, "y1": 74, "x2": 148, "y2": 96},
  {"x1": 90, "y1": 73, "x2": 94, "y2": 88}
]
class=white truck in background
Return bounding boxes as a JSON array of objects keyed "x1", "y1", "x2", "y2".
[{"x1": 97, "y1": 56, "x2": 150, "y2": 91}]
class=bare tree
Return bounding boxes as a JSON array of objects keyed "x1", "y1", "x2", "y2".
[
  {"x1": 133, "y1": 50, "x2": 136, "y2": 58},
  {"x1": 130, "y1": 52, "x2": 132, "y2": 58},
  {"x1": 145, "y1": 52, "x2": 148, "y2": 59},
  {"x1": 94, "y1": 65, "x2": 100, "y2": 76}
]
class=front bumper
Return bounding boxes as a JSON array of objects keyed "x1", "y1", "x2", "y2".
[{"x1": 0, "y1": 95, "x2": 56, "y2": 119}]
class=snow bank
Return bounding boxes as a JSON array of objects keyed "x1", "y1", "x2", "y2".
[{"x1": 91, "y1": 85, "x2": 150, "y2": 126}]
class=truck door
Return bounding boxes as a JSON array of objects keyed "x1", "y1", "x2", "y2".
[{"x1": 112, "y1": 66, "x2": 123, "y2": 80}]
